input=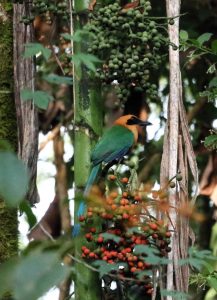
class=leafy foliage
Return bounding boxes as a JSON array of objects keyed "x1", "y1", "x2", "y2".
[
  {"x1": 204, "y1": 133, "x2": 217, "y2": 151},
  {"x1": 178, "y1": 248, "x2": 217, "y2": 272},
  {"x1": 0, "y1": 152, "x2": 29, "y2": 206},
  {"x1": 21, "y1": 89, "x2": 53, "y2": 110},
  {"x1": 101, "y1": 232, "x2": 121, "y2": 243},
  {"x1": 0, "y1": 250, "x2": 71, "y2": 300},
  {"x1": 19, "y1": 201, "x2": 37, "y2": 229},
  {"x1": 180, "y1": 29, "x2": 217, "y2": 152},
  {"x1": 43, "y1": 73, "x2": 73, "y2": 85},
  {"x1": 92, "y1": 260, "x2": 127, "y2": 278},
  {"x1": 23, "y1": 43, "x2": 51, "y2": 61},
  {"x1": 161, "y1": 289, "x2": 189, "y2": 299},
  {"x1": 71, "y1": 53, "x2": 101, "y2": 72},
  {"x1": 61, "y1": 29, "x2": 95, "y2": 42}
]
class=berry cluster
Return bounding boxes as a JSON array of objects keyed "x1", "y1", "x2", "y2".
[
  {"x1": 85, "y1": 1, "x2": 170, "y2": 102},
  {"x1": 19, "y1": 0, "x2": 69, "y2": 25},
  {"x1": 79, "y1": 176, "x2": 171, "y2": 296}
]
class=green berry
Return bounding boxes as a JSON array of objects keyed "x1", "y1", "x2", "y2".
[
  {"x1": 176, "y1": 174, "x2": 182, "y2": 181},
  {"x1": 169, "y1": 182, "x2": 176, "y2": 188}
]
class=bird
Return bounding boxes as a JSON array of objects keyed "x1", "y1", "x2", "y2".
[{"x1": 73, "y1": 114, "x2": 151, "y2": 236}]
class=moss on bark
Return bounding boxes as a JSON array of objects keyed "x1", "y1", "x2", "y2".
[{"x1": 0, "y1": 2, "x2": 18, "y2": 265}]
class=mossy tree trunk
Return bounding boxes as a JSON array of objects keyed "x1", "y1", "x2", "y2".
[
  {"x1": 0, "y1": 0, "x2": 18, "y2": 272},
  {"x1": 73, "y1": 1, "x2": 104, "y2": 299}
]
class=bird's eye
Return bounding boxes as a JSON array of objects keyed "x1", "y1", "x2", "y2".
[{"x1": 126, "y1": 117, "x2": 139, "y2": 125}]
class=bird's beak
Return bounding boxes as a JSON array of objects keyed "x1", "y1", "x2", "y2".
[{"x1": 138, "y1": 120, "x2": 152, "y2": 127}]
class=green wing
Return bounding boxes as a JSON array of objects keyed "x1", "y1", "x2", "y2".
[{"x1": 91, "y1": 125, "x2": 134, "y2": 166}]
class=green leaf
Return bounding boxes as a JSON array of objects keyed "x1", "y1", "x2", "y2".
[
  {"x1": 20, "y1": 88, "x2": 33, "y2": 100},
  {"x1": 204, "y1": 134, "x2": 217, "y2": 150},
  {"x1": 197, "y1": 33, "x2": 213, "y2": 46},
  {"x1": 211, "y1": 40, "x2": 217, "y2": 53},
  {"x1": 180, "y1": 30, "x2": 189, "y2": 41},
  {"x1": 43, "y1": 74, "x2": 73, "y2": 85},
  {"x1": 188, "y1": 39, "x2": 200, "y2": 47},
  {"x1": 161, "y1": 290, "x2": 189, "y2": 299},
  {"x1": 61, "y1": 30, "x2": 94, "y2": 42},
  {"x1": 209, "y1": 77, "x2": 217, "y2": 88},
  {"x1": 92, "y1": 260, "x2": 127, "y2": 278},
  {"x1": 0, "y1": 258, "x2": 17, "y2": 296},
  {"x1": 0, "y1": 152, "x2": 29, "y2": 206},
  {"x1": 13, "y1": 251, "x2": 70, "y2": 300},
  {"x1": 21, "y1": 89, "x2": 53, "y2": 109},
  {"x1": 71, "y1": 53, "x2": 101, "y2": 72},
  {"x1": 134, "y1": 245, "x2": 160, "y2": 256},
  {"x1": 207, "y1": 275, "x2": 217, "y2": 292},
  {"x1": 61, "y1": 33, "x2": 74, "y2": 41},
  {"x1": 101, "y1": 233, "x2": 121, "y2": 243},
  {"x1": 19, "y1": 201, "x2": 37, "y2": 229},
  {"x1": 133, "y1": 245, "x2": 172, "y2": 265},
  {"x1": 24, "y1": 43, "x2": 51, "y2": 61}
]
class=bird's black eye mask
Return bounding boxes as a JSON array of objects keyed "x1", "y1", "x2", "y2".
[{"x1": 126, "y1": 116, "x2": 152, "y2": 126}]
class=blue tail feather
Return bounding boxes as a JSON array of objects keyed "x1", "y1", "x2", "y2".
[
  {"x1": 73, "y1": 164, "x2": 101, "y2": 237},
  {"x1": 77, "y1": 201, "x2": 86, "y2": 217},
  {"x1": 72, "y1": 223, "x2": 81, "y2": 237}
]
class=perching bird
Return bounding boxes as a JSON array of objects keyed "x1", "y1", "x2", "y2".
[{"x1": 73, "y1": 114, "x2": 151, "y2": 236}]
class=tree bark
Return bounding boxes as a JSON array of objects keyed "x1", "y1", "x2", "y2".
[
  {"x1": 73, "y1": 1, "x2": 103, "y2": 300},
  {"x1": 160, "y1": 1, "x2": 181, "y2": 298},
  {"x1": 166, "y1": 1, "x2": 181, "y2": 297},
  {"x1": 13, "y1": 1, "x2": 39, "y2": 205},
  {"x1": 161, "y1": 0, "x2": 198, "y2": 298}
]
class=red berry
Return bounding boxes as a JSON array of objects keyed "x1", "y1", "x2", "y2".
[
  {"x1": 97, "y1": 236, "x2": 104, "y2": 243},
  {"x1": 84, "y1": 248, "x2": 90, "y2": 255},
  {"x1": 89, "y1": 252, "x2": 95, "y2": 258},
  {"x1": 85, "y1": 233, "x2": 92, "y2": 240},
  {"x1": 121, "y1": 177, "x2": 129, "y2": 184},
  {"x1": 152, "y1": 233, "x2": 158, "y2": 239},
  {"x1": 108, "y1": 174, "x2": 116, "y2": 181},
  {"x1": 79, "y1": 215, "x2": 85, "y2": 222},
  {"x1": 165, "y1": 231, "x2": 171, "y2": 237},
  {"x1": 137, "y1": 261, "x2": 143, "y2": 268},
  {"x1": 130, "y1": 267, "x2": 137, "y2": 272},
  {"x1": 108, "y1": 259, "x2": 114, "y2": 264},
  {"x1": 149, "y1": 223, "x2": 158, "y2": 230},
  {"x1": 123, "y1": 213, "x2": 129, "y2": 219},
  {"x1": 90, "y1": 227, "x2": 96, "y2": 233}
]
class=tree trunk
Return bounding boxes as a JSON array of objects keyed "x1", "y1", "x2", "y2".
[
  {"x1": 0, "y1": 0, "x2": 18, "y2": 289},
  {"x1": 13, "y1": 1, "x2": 39, "y2": 205},
  {"x1": 165, "y1": 1, "x2": 181, "y2": 297},
  {"x1": 161, "y1": 0, "x2": 198, "y2": 298},
  {"x1": 73, "y1": 1, "x2": 103, "y2": 299}
]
